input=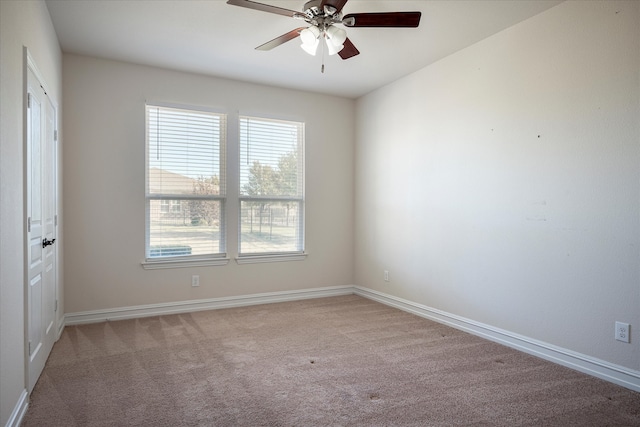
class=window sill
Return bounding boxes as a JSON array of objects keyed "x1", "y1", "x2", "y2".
[
  {"x1": 141, "y1": 256, "x2": 230, "y2": 270},
  {"x1": 235, "y1": 253, "x2": 307, "y2": 265}
]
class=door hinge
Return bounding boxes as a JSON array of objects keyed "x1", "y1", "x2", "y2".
[
  {"x1": 28, "y1": 341, "x2": 32, "y2": 356},
  {"x1": 54, "y1": 130, "x2": 58, "y2": 141},
  {"x1": 55, "y1": 215, "x2": 58, "y2": 226},
  {"x1": 27, "y1": 217, "x2": 31, "y2": 232},
  {"x1": 27, "y1": 93, "x2": 32, "y2": 109},
  {"x1": 55, "y1": 300, "x2": 58, "y2": 312}
]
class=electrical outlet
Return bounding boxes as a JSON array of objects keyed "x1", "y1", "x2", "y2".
[
  {"x1": 615, "y1": 321, "x2": 630, "y2": 343},
  {"x1": 191, "y1": 275, "x2": 200, "y2": 287},
  {"x1": 384, "y1": 270, "x2": 389, "y2": 282}
]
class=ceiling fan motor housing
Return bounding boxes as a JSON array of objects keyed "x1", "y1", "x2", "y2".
[{"x1": 302, "y1": 0, "x2": 341, "y2": 27}]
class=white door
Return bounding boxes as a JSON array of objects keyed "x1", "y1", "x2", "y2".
[{"x1": 26, "y1": 67, "x2": 57, "y2": 392}]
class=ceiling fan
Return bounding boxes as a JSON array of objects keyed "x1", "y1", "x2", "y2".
[{"x1": 227, "y1": 0, "x2": 421, "y2": 70}]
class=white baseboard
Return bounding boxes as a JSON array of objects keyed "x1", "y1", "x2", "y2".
[
  {"x1": 63, "y1": 284, "x2": 640, "y2": 393},
  {"x1": 353, "y1": 286, "x2": 640, "y2": 393},
  {"x1": 64, "y1": 285, "x2": 354, "y2": 325},
  {"x1": 5, "y1": 389, "x2": 28, "y2": 427}
]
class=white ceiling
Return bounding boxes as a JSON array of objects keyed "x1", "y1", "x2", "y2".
[{"x1": 45, "y1": 0, "x2": 562, "y2": 99}]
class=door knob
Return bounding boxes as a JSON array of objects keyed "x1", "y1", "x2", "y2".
[{"x1": 42, "y1": 238, "x2": 56, "y2": 248}]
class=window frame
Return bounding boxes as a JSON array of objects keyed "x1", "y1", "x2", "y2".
[{"x1": 142, "y1": 102, "x2": 229, "y2": 270}]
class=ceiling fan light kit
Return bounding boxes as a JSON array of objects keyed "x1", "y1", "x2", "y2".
[
  {"x1": 227, "y1": 0, "x2": 421, "y2": 71},
  {"x1": 300, "y1": 24, "x2": 346, "y2": 56},
  {"x1": 325, "y1": 25, "x2": 347, "y2": 54},
  {"x1": 300, "y1": 26, "x2": 320, "y2": 55}
]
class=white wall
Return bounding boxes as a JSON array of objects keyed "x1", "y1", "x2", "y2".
[
  {"x1": 62, "y1": 54, "x2": 355, "y2": 313},
  {"x1": 0, "y1": 1, "x2": 62, "y2": 425},
  {"x1": 355, "y1": 0, "x2": 640, "y2": 371}
]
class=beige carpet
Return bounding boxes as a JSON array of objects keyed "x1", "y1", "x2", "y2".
[{"x1": 23, "y1": 295, "x2": 640, "y2": 426}]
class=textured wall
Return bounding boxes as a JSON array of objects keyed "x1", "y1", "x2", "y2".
[
  {"x1": 62, "y1": 54, "x2": 355, "y2": 313},
  {"x1": 355, "y1": 0, "x2": 640, "y2": 370}
]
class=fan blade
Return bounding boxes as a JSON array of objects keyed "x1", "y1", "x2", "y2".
[
  {"x1": 227, "y1": 0, "x2": 299, "y2": 18},
  {"x1": 342, "y1": 12, "x2": 421, "y2": 28},
  {"x1": 321, "y1": 0, "x2": 349, "y2": 14},
  {"x1": 256, "y1": 28, "x2": 305, "y2": 51},
  {"x1": 338, "y1": 38, "x2": 360, "y2": 60}
]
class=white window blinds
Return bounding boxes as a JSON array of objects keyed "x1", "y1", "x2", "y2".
[
  {"x1": 146, "y1": 104, "x2": 226, "y2": 259},
  {"x1": 239, "y1": 116, "x2": 304, "y2": 255}
]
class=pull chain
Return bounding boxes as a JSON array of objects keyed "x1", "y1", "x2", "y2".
[{"x1": 321, "y1": 32, "x2": 326, "y2": 73}]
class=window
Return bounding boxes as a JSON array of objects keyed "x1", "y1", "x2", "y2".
[
  {"x1": 160, "y1": 200, "x2": 182, "y2": 213},
  {"x1": 145, "y1": 104, "x2": 226, "y2": 265},
  {"x1": 238, "y1": 116, "x2": 305, "y2": 258}
]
